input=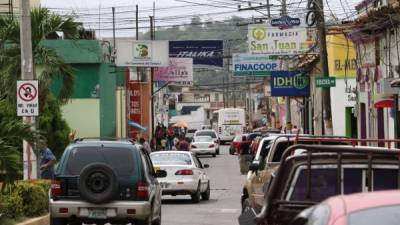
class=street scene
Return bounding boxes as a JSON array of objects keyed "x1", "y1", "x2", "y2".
[{"x1": 1, "y1": 0, "x2": 400, "y2": 225}]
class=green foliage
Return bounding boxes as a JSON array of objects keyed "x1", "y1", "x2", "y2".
[
  {"x1": 0, "y1": 190, "x2": 23, "y2": 219},
  {"x1": 14, "y1": 182, "x2": 48, "y2": 217}
]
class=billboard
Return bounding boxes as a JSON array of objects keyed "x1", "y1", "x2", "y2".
[
  {"x1": 154, "y1": 58, "x2": 193, "y2": 83},
  {"x1": 232, "y1": 53, "x2": 285, "y2": 77},
  {"x1": 169, "y1": 40, "x2": 223, "y2": 67},
  {"x1": 271, "y1": 71, "x2": 310, "y2": 96},
  {"x1": 116, "y1": 40, "x2": 169, "y2": 67},
  {"x1": 128, "y1": 81, "x2": 142, "y2": 139},
  {"x1": 248, "y1": 24, "x2": 316, "y2": 55}
]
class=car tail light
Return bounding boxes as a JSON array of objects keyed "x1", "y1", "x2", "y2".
[
  {"x1": 209, "y1": 144, "x2": 215, "y2": 148},
  {"x1": 137, "y1": 182, "x2": 149, "y2": 200},
  {"x1": 51, "y1": 180, "x2": 61, "y2": 197},
  {"x1": 59, "y1": 208, "x2": 68, "y2": 213},
  {"x1": 175, "y1": 169, "x2": 193, "y2": 175}
]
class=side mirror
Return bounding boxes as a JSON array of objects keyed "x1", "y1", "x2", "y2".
[
  {"x1": 203, "y1": 164, "x2": 210, "y2": 168},
  {"x1": 155, "y1": 169, "x2": 167, "y2": 178},
  {"x1": 249, "y1": 162, "x2": 259, "y2": 171}
]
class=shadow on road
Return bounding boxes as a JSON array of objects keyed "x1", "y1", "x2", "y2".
[{"x1": 162, "y1": 198, "x2": 218, "y2": 205}]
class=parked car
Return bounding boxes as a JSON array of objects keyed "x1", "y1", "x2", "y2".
[
  {"x1": 230, "y1": 132, "x2": 262, "y2": 155},
  {"x1": 185, "y1": 129, "x2": 197, "y2": 142},
  {"x1": 252, "y1": 144, "x2": 400, "y2": 225},
  {"x1": 150, "y1": 151, "x2": 211, "y2": 203},
  {"x1": 194, "y1": 129, "x2": 220, "y2": 154},
  {"x1": 49, "y1": 138, "x2": 167, "y2": 225},
  {"x1": 190, "y1": 136, "x2": 218, "y2": 157},
  {"x1": 291, "y1": 190, "x2": 400, "y2": 225}
]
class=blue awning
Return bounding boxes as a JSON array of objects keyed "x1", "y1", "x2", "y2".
[{"x1": 128, "y1": 121, "x2": 147, "y2": 132}]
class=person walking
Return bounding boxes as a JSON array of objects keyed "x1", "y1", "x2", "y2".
[
  {"x1": 238, "y1": 136, "x2": 251, "y2": 175},
  {"x1": 176, "y1": 136, "x2": 190, "y2": 151},
  {"x1": 166, "y1": 126, "x2": 175, "y2": 150},
  {"x1": 37, "y1": 139, "x2": 57, "y2": 180}
]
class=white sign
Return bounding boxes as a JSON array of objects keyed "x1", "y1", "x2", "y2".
[
  {"x1": 232, "y1": 53, "x2": 285, "y2": 77},
  {"x1": 248, "y1": 24, "x2": 317, "y2": 55},
  {"x1": 17, "y1": 80, "x2": 39, "y2": 116},
  {"x1": 154, "y1": 58, "x2": 193, "y2": 82},
  {"x1": 116, "y1": 40, "x2": 169, "y2": 67}
]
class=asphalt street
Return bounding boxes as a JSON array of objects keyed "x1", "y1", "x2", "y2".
[{"x1": 161, "y1": 144, "x2": 244, "y2": 225}]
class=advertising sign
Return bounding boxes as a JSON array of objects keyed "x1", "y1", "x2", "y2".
[
  {"x1": 232, "y1": 53, "x2": 284, "y2": 77},
  {"x1": 271, "y1": 16, "x2": 301, "y2": 29},
  {"x1": 271, "y1": 71, "x2": 310, "y2": 96},
  {"x1": 316, "y1": 77, "x2": 336, "y2": 88},
  {"x1": 17, "y1": 80, "x2": 39, "y2": 116},
  {"x1": 116, "y1": 40, "x2": 169, "y2": 67},
  {"x1": 128, "y1": 81, "x2": 142, "y2": 139},
  {"x1": 154, "y1": 58, "x2": 193, "y2": 83},
  {"x1": 248, "y1": 24, "x2": 316, "y2": 55},
  {"x1": 169, "y1": 40, "x2": 223, "y2": 67}
]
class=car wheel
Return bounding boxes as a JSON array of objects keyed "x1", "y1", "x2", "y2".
[
  {"x1": 216, "y1": 148, "x2": 220, "y2": 155},
  {"x1": 78, "y1": 162, "x2": 118, "y2": 204},
  {"x1": 241, "y1": 198, "x2": 252, "y2": 213},
  {"x1": 212, "y1": 153, "x2": 216, "y2": 157},
  {"x1": 191, "y1": 183, "x2": 201, "y2": 203},
  {"x1": 49, "y1": 217, "x2": 68, "y2": 225},
  {"x1": 201, "y1": 182, "x2": 210, "y2": 200}
]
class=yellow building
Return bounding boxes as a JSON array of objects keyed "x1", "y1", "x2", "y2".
[
  {"x1": 327, "y1": 34, "x2": 357, "y2": 78},
  {"x1": 0, "y1": 0, "x2": 40, "y2": 14}
]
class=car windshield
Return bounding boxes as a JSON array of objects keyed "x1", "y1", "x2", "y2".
[
  {"x1": 194, "y1": 136, "x2": 213, "y2": 142},
  {"x1": 150, "y1": 153, "x2": 193, "y2": 165},
  {"x1": 348, "y1": 205, "x2": 400, "y2": 225},
  {"x1": 196, "y1": 131, "x2": 217, "y2": 138},
  {"x1": 65, "y1": 146, "x2": 135, "y2": 176}
]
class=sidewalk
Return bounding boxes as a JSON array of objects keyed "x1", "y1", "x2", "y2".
[{"x1": 15, "y1": 214, "x2": 49, "y2": 225}]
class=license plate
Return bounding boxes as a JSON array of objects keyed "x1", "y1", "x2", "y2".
[
  {"x1": 88, "y1": 208, "x2": 107, "y2": 219},
  {"x1": 160, "y1": 182, "x2": 170, "y2": 188}
]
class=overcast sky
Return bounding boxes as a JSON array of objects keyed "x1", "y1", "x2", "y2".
[{"x1": 41, "y1": 0, "x2": 360, "y2": 38}]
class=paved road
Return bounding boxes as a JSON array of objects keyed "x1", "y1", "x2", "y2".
[{"x1": 161, "y1": 144, "x2": 244, "y2": 225}]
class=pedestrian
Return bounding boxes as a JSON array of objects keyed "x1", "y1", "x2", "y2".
[
  {"x1": 176, "y1": 137, "x2": 189, "y2": 151},
  {"x1": 139, "y1": 138, "x2": 152, "y2": 154},
  {"x1": 166, "y1": 126, "x2": 175, "y2": 150},
  {"x1": 37, "y1": 139, "x2": 57, "y2": 180},
  {"x1": 173, "y1": 136, "x2": 179, "y2": 150},
  {"x1": 150, "y1": 138, "x2": 157, "y2": 151},
  {"x1": 238, "y1": 136, "x2": 251, "y2": 175},
  {"x1": 160, "y1": 138, "x2": 167, "y2": 150}
]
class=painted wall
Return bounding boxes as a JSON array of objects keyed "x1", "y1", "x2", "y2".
[
  {"x1": 62, "y1": 99, "x2": 100, "y2": 138},
  {"x1": 99, "y1": 63, "x2": 116, "y2": 137}
]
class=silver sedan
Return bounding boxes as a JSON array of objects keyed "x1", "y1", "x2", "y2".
[{"x1": 150, "y1": 151, "x2": 211, "y2": 203}]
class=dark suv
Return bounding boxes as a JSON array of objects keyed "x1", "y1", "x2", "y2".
[{"x1": 49, "y1": 138, "x2": 166, "y2": 225}]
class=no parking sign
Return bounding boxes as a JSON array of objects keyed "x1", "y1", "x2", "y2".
[{"x1": 17, "y1": 80, "x2": 39, "y2": 116}]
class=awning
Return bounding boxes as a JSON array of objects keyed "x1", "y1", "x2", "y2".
[
  {"x1": 128, "y1": 121, "x2": 148, "y2": 131},
  {"x1": 374, "y1": 99, "x2": 394, "y2": 108}
]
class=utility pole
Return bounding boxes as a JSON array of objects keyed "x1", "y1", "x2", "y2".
[
  {"x1": 112, "y1": 7, "x2": 116, "y2": 50},
  {"x1": 150, "y1": 16, "x2": 155, "y2": 137},
  {"x1": 315, "y1": 0, "x2": 333, "y2": 135},
  {"x1": 136, "y1": 5, "x2": 139, "y2": 40},
  {"x1": 20, "y1": 0, "x2": 37, "y2": 180}
]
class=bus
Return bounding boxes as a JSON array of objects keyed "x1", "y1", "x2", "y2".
[{"x1": 211, "y1": 108, "x2": 246, "y2": 143}]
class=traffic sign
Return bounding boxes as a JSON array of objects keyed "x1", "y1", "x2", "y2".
[
  {"x1": 316, "y1": 77, "x2": 336, "y2": 88},
  {"x1": 17, "y1": 80, "x2": 39, "y2": 116}
]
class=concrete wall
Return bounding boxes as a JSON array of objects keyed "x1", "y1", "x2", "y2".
[{"x1": 62, "y1": 99, "x2": 100, "y2": 138}]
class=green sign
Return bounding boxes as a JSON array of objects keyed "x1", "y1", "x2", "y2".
[{"x1": 316, "y1": 77, "x2": 336, "y2": 88}]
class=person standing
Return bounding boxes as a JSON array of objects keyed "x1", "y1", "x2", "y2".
[
  {"x1": 238, "y1": 136, "x2": 251, "y2": 175},
  {"x1": 139, "y1": 138, "x2": 152, "y2": 154},
  {"x1": 166, "y1": 126, "x2": 175, "y2": 150},
  {"x1": 37, "y1": 139, "x2": 57, "y2": 180},
  {"x1": 176, "y1": 137, "x2": 189, "y2": 151}
]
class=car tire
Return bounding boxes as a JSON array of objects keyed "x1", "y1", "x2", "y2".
[
  {"x1": 241, "y1": 198, "x2": 252, "y2": 213},
  {"x1": 216, "y1": 148, "x2": 220, "y2": 155},
  {"x1": 78, "y1": 163, "x2": 118, "y2": 204},
  {"x1": 49, "y1": 217, "x2": 68, "y2": 225},
  {"x1": 212, "y1": 154, "x2": 216, "y2": 157},
  {"x1": 201, "y1": 182, "x2": 210, "y2": 200},
  {"x1": 191, "y1": 183, "x2": 201, "y2": 203}
]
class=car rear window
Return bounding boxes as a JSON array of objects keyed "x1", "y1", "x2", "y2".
[
  {"x1": 348, "y1": 205, "x2": 400, "y2": 225},
  {"x1": 65, "y1": 146, "x2": 135, "y2": 176},
  {"x1": 194, "y1": 136, "x2": 212, "y2": 142},
  {"x1": 150, "y1": 153, "x2": 192, "y2": 165},
  {"x1": 196, "y1": 131, "x2": 217, "y2": 138}
]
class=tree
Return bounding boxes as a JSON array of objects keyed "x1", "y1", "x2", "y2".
[{"x1": 0, "y1": 7, "x2": 80, "y2": 104}]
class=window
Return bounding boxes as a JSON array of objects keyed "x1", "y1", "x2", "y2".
[
  {"x1": 343, "y1": 168, "x2": 362, "y2": 194},
  {"x1": 196, "y1": 131, "x2": 217, "y2": 138},
  {"x1": 272, "y1": 141, "x2": 294, "y2": 162},
  {"x1": 374, "y1": 169, "x2": 398, "y2": 191},
  {"x1": 290, "y1": 168, "x2": 337, "y2": 202},
  {"x1": 150, "y1": 153, "x2": 193, "y2": 165},
  {"x1": 192, "y1": 155, "x2": 203, "y2": 168},
  {"x1": 66, "y1": 146, "x2": 135, "y2": 176},
  {"x1": 348, "y1": 205, "x2": 400, "y2": 225}
]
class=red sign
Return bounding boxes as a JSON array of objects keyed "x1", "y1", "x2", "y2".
[{"x1": 128, "y1": 81, "x2": 141, "y2": 139}]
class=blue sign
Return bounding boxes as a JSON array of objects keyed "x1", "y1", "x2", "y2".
[
  {"x1": 270, "y1": 16, "x2": 301, "y2": 29},
  {"x1": 271, "y1": 71, "x2": 310, "y2": 96},
  {"x1": 169, "y1": 40, "x2": 223, "y2": 67}
]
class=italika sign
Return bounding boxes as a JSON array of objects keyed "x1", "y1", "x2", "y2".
[
  {"x1": 270, "y1": 16, "x2": 301, "y2": 29},
  {"x1": 271, "y1": 71, "x2": 310, "y2": 96},
  {"x1": 232, "y1": 53, "x2": 284, "y2": 77}
]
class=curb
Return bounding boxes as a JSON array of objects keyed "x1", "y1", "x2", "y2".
[{"x1": 15, "y1": 214, "x2": 49, "y2": 225}]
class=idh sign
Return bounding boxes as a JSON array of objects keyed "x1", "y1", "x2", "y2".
[{"x1": 271, "y1": 71, "x2": 310, "y2": 96}]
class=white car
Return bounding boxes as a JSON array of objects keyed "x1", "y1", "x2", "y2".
[
  {"x1": 150, "y1": 151, "x2": 211, "y2": 203},
  {"x1": 193, "y1": 129, "x2": 220, "y2": 154},
  {"x1": 190, "y1": 136, "x2": 218, "y2": 157}
]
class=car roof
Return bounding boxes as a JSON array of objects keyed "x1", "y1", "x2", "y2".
[
  {"x1": 69, "y1": 139, "x2": 137, "y2": 148},
  {"x1": 150, "y1": 150, "x2": 192, "y2": 155},
  {"x1": 325, "y1": 190, "x2": 400, "y2": 215},
  {"x1": 195, "y1": 129, "x2": 216, "y2": 133}
]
